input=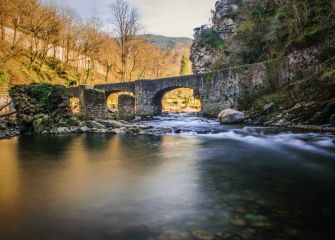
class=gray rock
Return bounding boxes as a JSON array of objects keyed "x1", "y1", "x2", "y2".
[
  {"x1": 69, "y1": 126, "x2": 79, "y2": 132},
  {"x1": 218, "y1": 109, "x2": 245, "y2": 124},
  {"x1": 96, "y1": 120, "x2": 123, "y2": 128},
  {"x1": 95, "y1": 129, "x2": 108, "y2": 133},
  {"x1": 56, "y1": 127, "x2": 69, "y2": 134},
  {"x1": 79, "y1": 126, "x2": 90, "y2": 133},
  {"x1": 85, "y1": 121, "x2": 105, "y2": 129},
  {"x1": 263, "y1": 102, "x2": 276, "y2": 113},
  {"x1": 110, "y1": 128, "x2": 125, "y2": 134}
]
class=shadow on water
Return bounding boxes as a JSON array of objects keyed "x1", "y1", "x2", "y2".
[
  {"x1": 17, "y1": 134, "x2": 76, "y2": 162},
  {"x1": 195, "y1": 134, "x2": 335, "y2": 240}
]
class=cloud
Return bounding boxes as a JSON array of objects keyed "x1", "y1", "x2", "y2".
[{"x1": 43, "y1": 0, "x2": 217, "y2": 38}]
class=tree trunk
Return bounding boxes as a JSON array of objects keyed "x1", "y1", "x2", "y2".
[
  {"x1": 0, "y1": 111, "x2": 16, "y2": 119},
  {"x1": 0, "y1": 101, "x2": 12, "y2": 112},
  {"x1": 0, "y1": 17, "x2": 5, "y2": 40}
]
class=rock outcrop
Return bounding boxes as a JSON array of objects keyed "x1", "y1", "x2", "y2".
[
  {"x1": 190, "y1": 0, "x2": 241, "y2": 73},
  {"x1": 218, "y1": 109, "x2": 245, "y2": 124},
  {"x1": 10, "y1": 84, "x2": 72, "y2": 132}
]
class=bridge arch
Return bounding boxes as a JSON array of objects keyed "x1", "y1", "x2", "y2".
[
  {"x1": 152, "y1": 86, "x2": 202, "y2": 115},
  {"x1": 106, "y1": 91, "x2": 135, "y2": 112}
]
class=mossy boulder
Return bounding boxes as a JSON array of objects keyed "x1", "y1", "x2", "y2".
[
  {"x1": 32, "y1": 114, "x2": 50, "y2": 133},
  {"x1": 10, "y1": 84, "x2": 73, "y2": 133}
]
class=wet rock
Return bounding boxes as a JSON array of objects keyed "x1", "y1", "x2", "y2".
[
  {"x1": 234, "y1": 207, "x2": 247, "y2": 214},
  {"x1": 96, "y1": 119, "x2": 123, "y2": 128},
  {"x1": 110, "y1": 128, "x2": 125, "y2": 134},
  {"x1": 245, "y1": 214, "x2": 267, "y2": 221},
  {"x1": 85, "y1": 120, "x2": 105, "y2": 129},
  {"x1": 158, "y1": 229, "x2": 189, "y2": 240},
  {"x1": 32, "y1": 114, "x2": 50, "y2": 133},
  {"x1": 95, "y1": 129, "x2": 108, "y2": 133},
  {"x1": 192, "y1": 229, "x2": 214, "y2": 240},
  {"x1": 218, "y1": 109, "x2": 245, "y2": 124},
  {"x1": 263, "y1": 102, "x2": 276, "y2": 113},
  {"x1": 245, "y1": 214, "x2": 271, "y2": 228},
  {"x1": 230, "y1": 218, "x2": 246, "y2": 226},
  {"x1": 55, "y1": 127, "x2": 69, "y2": 134},
  {"x1": 79, "y1": 126, "x2": 90, "y2": 133},
  {"x1": 69, "y1": 126, "x2": 79, "y2": 132}
]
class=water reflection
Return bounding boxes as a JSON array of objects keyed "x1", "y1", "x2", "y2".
[{"x1": 0, "y1": 123, "x2": 335, "y2": 240}]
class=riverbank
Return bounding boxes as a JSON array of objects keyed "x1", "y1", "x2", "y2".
[{"x1": 2, "y1": 114, "x2": 335, "y2": 142}]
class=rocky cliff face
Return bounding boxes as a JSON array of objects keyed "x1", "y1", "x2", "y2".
[{"x1": 190, "y1": 0, "x2": 241, "y2": 73}]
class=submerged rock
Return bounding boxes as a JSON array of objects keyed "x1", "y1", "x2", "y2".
[
  {"x1": 218, "y1": 109, "x2": 245, "y2": 124},
  {"x1": 191, "y1": 229, "x2": 214, "y2": 240}
]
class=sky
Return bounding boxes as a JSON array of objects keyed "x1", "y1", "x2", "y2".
[{"x1": 43, "y1": 0, "x2": 217, "y2": 38}]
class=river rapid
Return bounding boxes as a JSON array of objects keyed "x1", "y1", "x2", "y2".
[{"x1": 1, "y1": 113, "x2": 335, "y2": 240}]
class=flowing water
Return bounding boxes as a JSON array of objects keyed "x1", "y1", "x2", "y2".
[{"x1": 1, "y1": 114, "x2": 335, "y2": 240}]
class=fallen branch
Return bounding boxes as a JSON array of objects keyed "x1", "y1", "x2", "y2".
[
  {"x1": 0, "y1": 111, "x2": 16, "y2": 119},
  {"x1": 0, "y1": 101, "x2": 13, "y2": 112}
]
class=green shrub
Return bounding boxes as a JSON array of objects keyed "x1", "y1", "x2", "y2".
[
  {"x1": 200, "y1": 29, "x2": 225, "y2": 51},
  {"x1": 27, "y1": 84, "x2": 66, "y2": 109},
  {"x1": 226, "y1": 7, "x2": 240, "y2": 20},
  {"x1": 0, "y1": 69, "x2": 10, "y2": 86}
]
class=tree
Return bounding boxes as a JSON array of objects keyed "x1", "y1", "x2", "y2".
[
  {"x1": 0, "y1": 0, "x2": 11, "y2": 40},
  {"x1": 79, "y1": 17, "x2": 103, "y2": 84},
  {"x1": 180, "y1": 55, "x2": 191, "y2": 75},
  {"x1": 98, "y1": 34, "x2": 118, "y2": 82},
  {"x1": 109, "y1": 0, "x2": 140, "y2": 82},
  {"x1": 24, "y1": 2, "x2": 61, "y2": 70}
]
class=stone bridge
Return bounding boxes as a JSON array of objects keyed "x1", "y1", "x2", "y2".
[
  {"x1": 65, "y1": 64, "x2": 270, "y2": 119},
  {"x1": 66, "y1": 63, "x2": 269, "y2": 119}
]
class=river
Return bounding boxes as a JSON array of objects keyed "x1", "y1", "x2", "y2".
[{"x1": 1, "y1": 114, "x2": 335, "y2": 240}]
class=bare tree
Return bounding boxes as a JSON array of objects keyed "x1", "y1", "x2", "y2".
[
  {"x1": 37, "y1": 6, "x2": 61, "y2": 71},
  {"x1": 98, "y1": 34, "x2": 118, "y2": 82},
  {"x1": 58, "y1": 7, "x2": 81, "y2": 65},
  {"x1": 24, "y1": 2, "x2": 61, "y2": 69},
  {"x1": 0, "y1": 0, "x2": 11, "y2": 40},
  {"x1": 109, "y1": 0, "x2": 140, "y2": 82},
  {"x1": 79, "y1": 17, "x2": 103, "y2": 84}
]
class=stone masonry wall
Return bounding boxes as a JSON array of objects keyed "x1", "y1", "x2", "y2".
[
  {"x1": 67, "y1": 46, "x2": 320, "y2": 118},
  {"x1": 118, "y1": 95, "x2": 135, "y2": 120},
  {"x1": 82, "y1": 89, "x2": 107, "y2": 120}
]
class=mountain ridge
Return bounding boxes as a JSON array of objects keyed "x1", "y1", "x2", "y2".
[{"x1": 144, "y1": 34, "x2": 193, "y2": 50}]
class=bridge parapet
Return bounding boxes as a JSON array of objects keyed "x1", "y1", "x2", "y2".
[{"x1": 64, "y1": 63, "x2": 269, "y2": 118}]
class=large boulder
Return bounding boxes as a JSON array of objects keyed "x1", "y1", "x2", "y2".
[{"x1": 218, "y1": 109, "x2": 245, "y2": 124}]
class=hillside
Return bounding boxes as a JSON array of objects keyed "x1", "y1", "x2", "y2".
[
  {"x1": 145, "y1": 34, "x2": 193, "y2": 50},
  {"x1": 190, "y1": 0, "x2": 335, "y2": 126}
]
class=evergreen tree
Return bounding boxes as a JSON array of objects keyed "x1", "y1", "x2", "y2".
[{"x1": 179, "y1": 55, "x2": 191, "y2": 75}]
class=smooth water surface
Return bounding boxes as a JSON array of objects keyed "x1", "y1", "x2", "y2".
[{"x1": 1, "y1": 114, "x2": 335, "y2": 240}]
